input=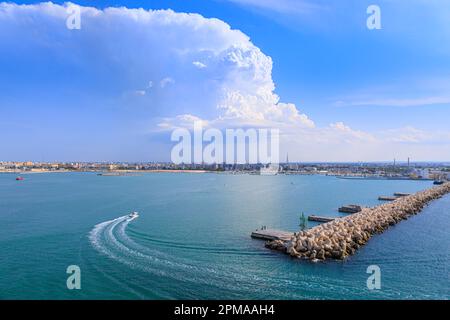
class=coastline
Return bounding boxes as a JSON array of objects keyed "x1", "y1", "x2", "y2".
[
  {"x1": 0, "y1": 169, "x2": 210, "y2": 174},
  {"x1": 113, "y1": 169, "x2": 209, "y2": 173},
  {"x1": 0, "y1": 169, "x2": 442, "y2": 181}
]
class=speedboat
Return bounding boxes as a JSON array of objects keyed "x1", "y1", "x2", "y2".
[
  {"x1": 128, "y1": 211, "x2": 139, "y2": 218},
  {"x1": 16, "y1": 176, "x2": 24, "y2": 181}
]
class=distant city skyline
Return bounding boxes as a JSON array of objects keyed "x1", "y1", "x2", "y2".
[{"x1": 1, "y1": 1, "x2": 450, "y2": 162}]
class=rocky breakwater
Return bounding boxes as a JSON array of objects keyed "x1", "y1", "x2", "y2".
[{"x1": 266, "y1": 183, "x2": 450, "y2": 261}]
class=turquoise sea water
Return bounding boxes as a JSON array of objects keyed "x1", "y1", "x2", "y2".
[{"x1": 0, "y1": 172, "x2": 448, "y2": 299}]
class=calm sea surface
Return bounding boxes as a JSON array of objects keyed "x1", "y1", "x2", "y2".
[{"x1": 0, "y1": 172, "x2": 448, "y2": 299}]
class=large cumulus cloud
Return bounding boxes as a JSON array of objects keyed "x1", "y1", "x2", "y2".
[
  {"x1": 0, "y1": 2, "x2": 314, "y2": 127},
  {"x1": 6, "y1": 2, "x2": 314, "y2": 124}
]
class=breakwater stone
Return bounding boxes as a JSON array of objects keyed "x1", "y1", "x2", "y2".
[{"x1": 265, "y1": 183, "x2": 450, "y2": 261}]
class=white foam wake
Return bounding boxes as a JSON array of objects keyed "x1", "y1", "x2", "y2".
[
  {"x1": 88, "y1": 214, "x2": 272, "y2": 292},
  {"x1": 88, "y1": 214, "x2": 217, "y2": 282}
]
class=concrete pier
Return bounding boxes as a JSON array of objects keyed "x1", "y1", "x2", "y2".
[
  {"x1": 338, "y1": 204, "x2": 362, "y2": 213},
  {"x1": 378, "y1": 196, "x2": 398, "y2": 201},
  {"x1": 251, "y1": 229, "x2": 294, "y2": 241},
  {"x1": 394, "y1": 192, "x2": 411, "y2": 197},
  {"x1": 308, "y1": 215, "x2": 335, "y2": 222}
]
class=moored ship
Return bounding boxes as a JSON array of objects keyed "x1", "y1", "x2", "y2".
[{"x1": 259, "y1": 164, "x2": 279, "y2": 176}]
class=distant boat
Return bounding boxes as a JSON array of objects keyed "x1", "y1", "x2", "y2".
[
  {"x1": 260, "y1": 164, "x2": 279, "y2": 176},
  {"x1": 128, "y1": 211, "x2": 139, "y2": 219},
  {"x1": 433, "y1": 180, "x2": 444, "y2": 185},
  {"x1": 16, "y1": 176, "x2": 24, "y2": 181}
]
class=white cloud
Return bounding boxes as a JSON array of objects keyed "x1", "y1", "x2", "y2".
[
  {"x1": 192, "y1": 61, "x2": 207, "y2": 69},
  {"x1": 329, "y1": 122, "x2": 376, "y2": 142},
  {"x1": 228, "y1": 0, "x2": 323, "y2": 15},
  {"x1": 381, "y1": 126, "x2": 450, "y2": 144},
  {"x1": 160, "y1": 77, "x2": 175, "y2": 88},
  {"x1": 337, "y1": 96, "x2": 450, "y2": 108},
  {"x1": 134, "y1": 90, "x2": 146, "y2": 96},
  {"x1": 157, "y1": 114, "x2": 209, "y2": 130},
  {"x1": 0, "y1": 2, "x2": 324, "y2": 134},
  {"x1": 121, "y1": 89, "x2": 147, "y2": 98}
]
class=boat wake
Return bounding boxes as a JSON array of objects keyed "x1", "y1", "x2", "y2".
[
  {"x1": 88, "y1": 214, "x2": 276, "y2": 296},
  {"x1": 89, "y1": 215, "x2": 195, "y2": 277}
]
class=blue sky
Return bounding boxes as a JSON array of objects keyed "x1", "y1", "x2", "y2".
[{"x1": 1, "y1": 0, "x2": 450, "y2": 162}]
